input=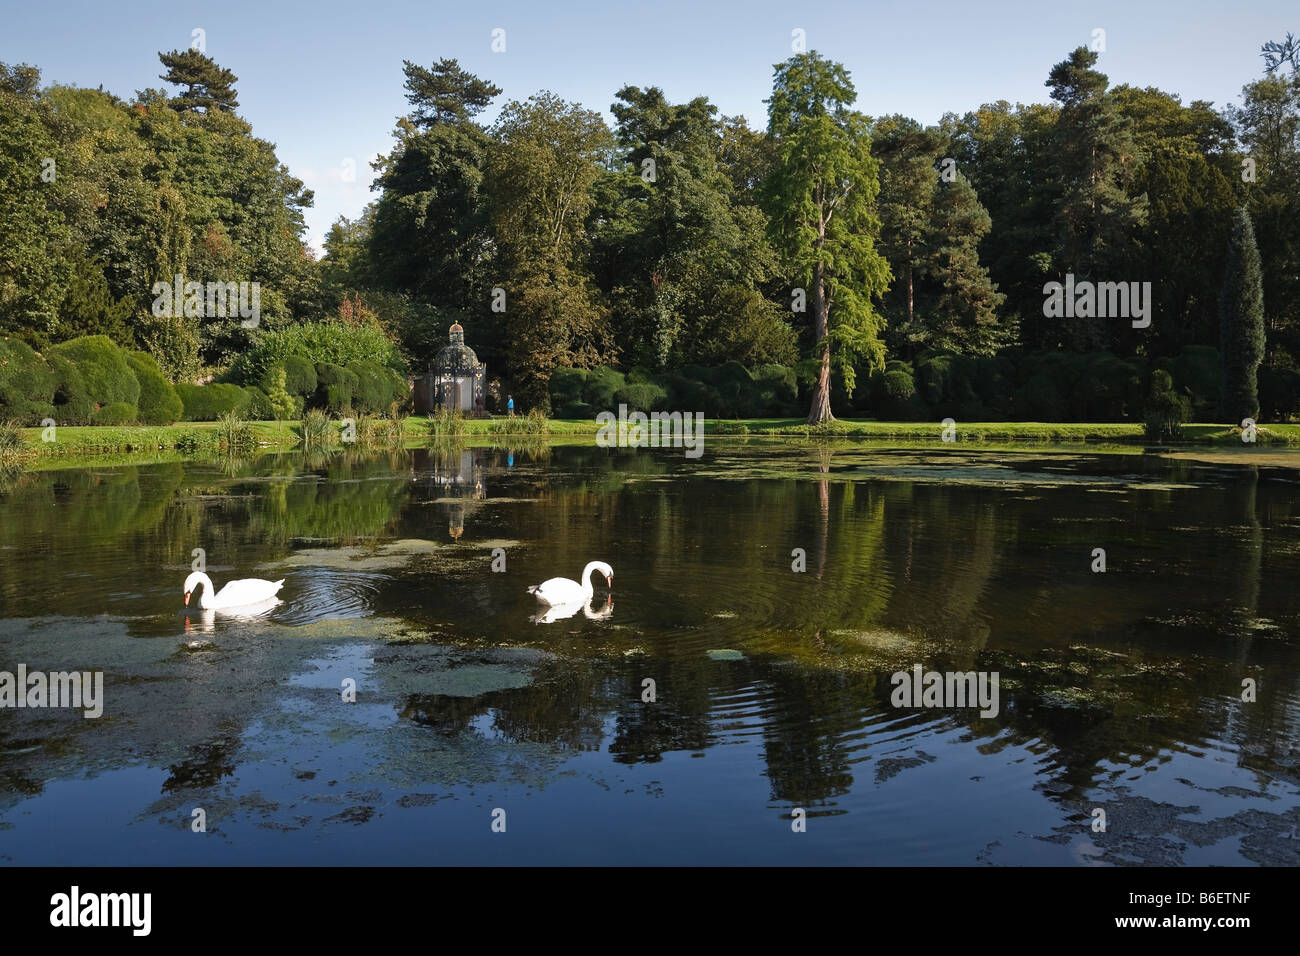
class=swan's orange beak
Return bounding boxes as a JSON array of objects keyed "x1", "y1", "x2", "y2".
[
  {"x1": 606, "y1": 574, "x2": 613, "y2": 588},
  {"x1": 183, "y1": 591, "x2": 191, "y2": 607}
]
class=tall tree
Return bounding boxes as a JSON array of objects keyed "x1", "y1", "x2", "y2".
[
  {"x1": 1219, "y1": 206, "x2": 1265, "y2": 421},
  {"x1": 1228, "y1": 41, "x2": 1300, "y2": 367},
  {"x1": 592, "y1": 86, "x2": 785, "y2": 368},
  {"x1": 1046, "y1": 48, "x2": 1147, "y2": 350},
  {"x1": 760, "y1": 52, "x2": 891, "y2": 423},
  {"x1": 487, "y1": 93, "x2": 613, "y2": 404},
  {"x1": 1114, "y1": 85, "x2": 1236, "y2": 357},
  {"x1": 925, "y1": 172, "x2": 1010, "y2": 355},
  {"x1": 873, "y1": 116, "x2": 944, "y2": 355},
  {"x1": 0, "y1": 62, "x2": 68, "y2": 343},
  {"x1": 941, "y1": 101, "x2": 1058, "y2": 349},
  {"x1": 158, "y1": 49, "x2": 239, "y2": 113},
  {"x1": 874, "y1": 116, "x2": 1007, "y2": 356},
  {"x1": 368, "y1": 60, "x2": 500, "y2": 311}
]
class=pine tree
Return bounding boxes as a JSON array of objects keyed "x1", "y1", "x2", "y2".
[
  {"x1": 874, "y1": 117, "x2": 1009, "y2": 357},
  {"x1": 925, "y1": 173, "x2": 1010, "y2": 355},
  {"x1": 55, "y1": 254, "x2": 136, "y2": 347},
  {"x1": 158, "y1": 49, "x2": 239, "y2": 113},
  {"x1": 400, "y1": 58, "x2": 501, "y2": 127},
  {"x1": 873, "y1": 116, "x2": 943, "y2": 357},
  {"x1": 1046, "y1": 48, "x2": 1147, "y2": 350},
  {"x1": 1219, "y1": 206, "x2": 1265, "y2": 421}
]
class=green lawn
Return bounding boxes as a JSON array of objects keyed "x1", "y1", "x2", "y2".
[{"x1": 6, "y1": 416, "x2": 1299, "y2": 463}]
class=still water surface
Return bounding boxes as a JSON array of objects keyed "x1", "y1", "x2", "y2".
[{"x1": 1, "y1": 442, "x2": 1298, "y2": 865}]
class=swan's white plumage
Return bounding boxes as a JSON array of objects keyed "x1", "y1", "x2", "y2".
[
  {"x1": 528, "y1": 561, "x2": 612, "y2": 607},
  {"x1": 184, "y1": 571, "x2": 284, "y2": 610}
]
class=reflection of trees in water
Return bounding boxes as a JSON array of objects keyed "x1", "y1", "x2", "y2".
[
  {"x1": 755, "y1": 666, "x2": 867, "y2": 803},
  {"x1": 877, "y1": 483, "x2": 1002, "y2": 654},
  {"x1": 4, "y1": 448, "x2": 1300, "y2": 819},
  {"x1": 390, "y1": 651, "x2": 874, "y2": 805},
  {"x1": 954, "y1": 462, "x2": 1300, "y2": 794},
  {"x1": 0, "y1": 464, "x2": 184, "y2": 616},
  {"x1": 160, "y1": 732, "x2": 241, "y2": 794},
  {"x1": 398, "y1": 660, "x2": 610, "y2": 753}
]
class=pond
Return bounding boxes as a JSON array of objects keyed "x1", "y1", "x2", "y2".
[{"x1": 1, "y1": 441, "x2": 1298, "y2": 865}]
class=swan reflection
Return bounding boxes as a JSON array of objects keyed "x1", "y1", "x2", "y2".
[
  {"x1": 184, "y1": 596, "x2": 283, "y2": 633},
  {"x1": 531, "y1": 595, "x2": 614, "y2": 625}
]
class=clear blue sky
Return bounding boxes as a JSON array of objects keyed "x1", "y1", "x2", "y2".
[{"x1": 3, "y1": 0, "x2": 1293, "y2": 252}]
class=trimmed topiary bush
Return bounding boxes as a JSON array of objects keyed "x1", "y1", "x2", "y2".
[
  {"x1": 47, "y1": 354, "x2": 93, "y2": 425},
  {"x1": 92, "y1": 402, "x2": 138, "y2": 425},
  {"x1": 348, "y1": 360, "x2": 407, "y2": 415},
  {"x1": 314, "y1": 363, "x2": 357, "y2": 414},
  {"x1": 614, "y1": 381, "x2": 668, "y2": 413},
  {"x1": 243, "y1": 386, "x2": 274, "y2": 420},
  {"x1": 0, "y1": 337, "x2": 55, "y2": 425},
  {"x1": 550, "y1": 362, "x2": 799, "y2": 419},
  {"x1": 1144, "y1": 369, "x2": 1189, "y2": 440},
  {"x1": 282, "y1": 355, "x2": 317, "y2": 398},
  {"x1": 583, "y1": 366, "x2": 626, "y2": 411},
  {"x1": 259, "y1": 356, "x2": 317, "y2": 406},
  {"x1": 1259, "y1": 365, "x2": 1300, "y2": 422},
  {"x1": 549, "y1": 367, "x2": 589, "y2": 413},
  {"x1": 177, "y1": 383, "x2": 251, "y2": 421},
  {"x1": 45, "y1": 335, "x2": 140, "y2": 416},
  {"x1": 125, "y1": 351, "x2": 183, "y2": 424}
]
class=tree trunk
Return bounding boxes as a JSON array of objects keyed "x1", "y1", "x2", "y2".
[
  {"x1": 906, "y1": 258, "x2": 914, "y2": 362},
  {"x1": 806, "y1": 261, "x2": 834, "y2": 424}
]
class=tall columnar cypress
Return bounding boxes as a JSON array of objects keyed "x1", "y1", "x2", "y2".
[{"x1": 1219, "y1": 206, "x2": 1265, "y2": 422}]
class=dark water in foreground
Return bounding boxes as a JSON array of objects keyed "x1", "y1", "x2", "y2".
[{"x1": 1, "y1": 442, "x2": 1298, "y2": 865}]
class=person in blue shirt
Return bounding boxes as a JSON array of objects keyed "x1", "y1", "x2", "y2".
[{"x1": 507, "y1": 395, "x2": 514, "y2": 417}]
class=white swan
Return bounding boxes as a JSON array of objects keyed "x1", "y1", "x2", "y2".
[
  {"x1": 183, "y1": 571, "x2": 285, "y2": 610},
  {"x1": 528, "y1": 561, "x2": 613, "y2": 607}
]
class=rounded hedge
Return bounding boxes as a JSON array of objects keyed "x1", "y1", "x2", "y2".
[
  {"x1": 47, "y1": 354, "x2": 94, "y2": 425},
  {"x1": 258, "y1": 357, "x2": 318, "y2": 403},
  {"x1": 348, "y1": 360, "x2": 406, "y2": 415},
  {"x1": 0, "y1": 337, "x2": 55, "y2": 425},
  {"x1": 92, "y1": 402, "x2": 138, "y2": 425},
  {"x1": 614, "y1": 382, "x2": 668, "y2": 413},
  {"x1": 46, "y1": 336, "x2": 140, "y2": 418},
  {"x1": 242, "y1": 386, "x2": 274, "y2": 420},
  {"x1": 282, "y1": 355, "x2": 317, "y2": 401},
  {"x1": 177, "y1": 383, "x2": 251, "y2": 421},
  {"x1": 549, "y1": 367, "x2": 589, "y2": 411},
  {"x1": 314, "y1": 363, "x2": 357, "y2": 414},
  {"x1": 584, "y1": 367, "x2": 626, "y2": 411},
  {"x1": 125, "y1": 351, "x2": 183, "y2": 424}
]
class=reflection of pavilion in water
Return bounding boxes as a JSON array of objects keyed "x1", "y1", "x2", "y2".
[{"x1": 428, "y1": 448, "x2": 486, "y2": 539}]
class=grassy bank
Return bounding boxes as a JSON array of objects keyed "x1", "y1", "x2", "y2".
[
  {"x1": 5, "y1": 416, "x2": 1299, "y2": 463},
  {"x1": 7, "y1": 416, "x2": 601, "y2": 459}
]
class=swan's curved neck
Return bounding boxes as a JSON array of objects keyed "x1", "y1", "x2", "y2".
[
  {"x1": 580, "y1": 563, "x2": 598, "y2": 593},
  {"x1": 194, "y1": 572, "x2": 215, "y2": 609}
]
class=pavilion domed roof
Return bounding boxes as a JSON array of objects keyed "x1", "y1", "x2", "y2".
[{"x1": 435, "y1": 322, "x2": 482, "y2": 372}]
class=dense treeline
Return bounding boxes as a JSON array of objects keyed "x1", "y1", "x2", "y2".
[{"x1": 2, "y1": 37, "x2": 1298, "y2": 424}]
